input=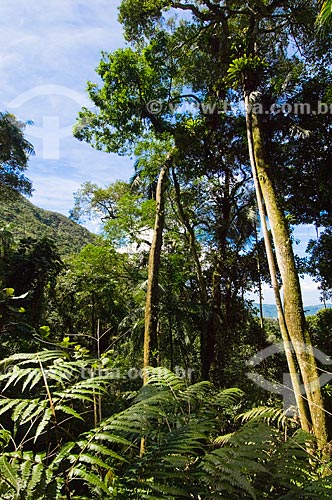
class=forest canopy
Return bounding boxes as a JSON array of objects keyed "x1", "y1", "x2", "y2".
[{"x1": 1, "y1": 1, "x2": 332, "y2": 498}]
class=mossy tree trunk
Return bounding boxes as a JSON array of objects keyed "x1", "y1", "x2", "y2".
[
  {"x1": 245, "y1": 92, "x2": 327, "y2": 450},
  {"x1": 143, "y1": 158, "x2": 171, "y2": 384},
  {"x1": 245, "y1": 100, "x2": 310, "y2": 433}
]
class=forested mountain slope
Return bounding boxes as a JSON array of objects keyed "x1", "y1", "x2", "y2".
[
  {"x1": 256, "y1": 303, "x2": 332, "y2": 319},
  {"x1": 0, "y1": 191, "x2": 96, "y2": 255}
]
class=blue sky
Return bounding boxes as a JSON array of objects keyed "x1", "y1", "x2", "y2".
[
  {"x1": 0, "y1": 0, "x2": 132, "y2": 215},
  {"x1": 0, "y1": 0, "x2": 323, "y2": 304}
]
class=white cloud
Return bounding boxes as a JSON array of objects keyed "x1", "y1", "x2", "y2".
[
  {"x1": 29, "y1": 175, "x2": 81, "y2": 214},
  {"x1": 0, "y1": 0, "x2": 133, "y2": 217},
  {"x1": 0, "y1": 1, "x2": 124, "y2": 99}
]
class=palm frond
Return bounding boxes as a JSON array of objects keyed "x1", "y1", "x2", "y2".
[{"x1": 317, "y1": 0, "x2": 332, "y2": 28}]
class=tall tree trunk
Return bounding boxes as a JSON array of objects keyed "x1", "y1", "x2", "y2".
[
  {"x1": 245, "y1": 92, "x2": 327, "y2": 450},
  {"x1": 172, "y1": 170, "x2": 208, "y2": 305},
  {"x1": 171, "y1": 169, "x2": 211, "y2": 379},
  {"x1": 143, "y1": 157, "x2": 171, "y2": 384},
  {"x1": 246, "y1": 108, "x2": 310, "y2": 432},
  {"x1": 141, "y1": 158, "x2": 171, "y2": 456},
  {"x1": 254, "y1": 222, "x2": 264, "y2": 332}
]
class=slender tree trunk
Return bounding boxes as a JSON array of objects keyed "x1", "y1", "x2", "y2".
[
  {"x1": 254, "y1": 222, "x2": 264, "y2": 332},
  {"x1": 246, "y1": 107, "x2": 310, "y2": 432},
  {"x1": 172, "y1": 170, "x2": 208, "y2": 304},
  {"x1": 143, "y1": 158, "x2": 171, "y2": 384},
  {"x1": 141, "y1": 157, "x2": 171, "y2": 457},
  {"x1": 245, "y1": 92, "x2": 327, "y2": 449},
  {"x1": 172, "y1": 170, "x2": 210, "y2": 379},
  {"x1": 169, "y1": 316, "x2": 173, "y2": 371}
]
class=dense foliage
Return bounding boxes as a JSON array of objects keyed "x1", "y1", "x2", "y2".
[
  {"x1": 0, "y1": 354, "x2": 332, "y2": 499},
  {"x1": 0, "y1": 112, "x2": 34, "y2": 197}
]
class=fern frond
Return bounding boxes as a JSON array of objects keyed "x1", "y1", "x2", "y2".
[
  {"x1": 202, "y1": 450, "x2": 260, "y2": 499},
  {"x1": 156, "y1": 424, "x2": 207, "y2": 455},
  {"x1": 0, "y1": 452, "x2": 57, "y2": 500},
  {"x1": 267, "y1": 428, "x2": 316, "y2": 485},
  {"x1": 72, "y1": 437, "x2": 128, "y2": 464},
  {"x1": 21, "y1": 456, "x2": 33, "y2": 486},
  {"x1": 180, "y1": 380, "x2": 213, "y2": 406},
  {"x1": 143, "y1": 366, "x2": 186, "y2": 391},
  {"x1": 78, "y1": 453, "x2": 111, "y2": 469},
  {"x1": 55, "y1": 404, "x2": 84, "y2": 421},
  {"x1": 46, "y1": 365, "x2": 76, "y2": 385},
  {"x1": 0, "y1": 399, "x2": 24, "y2": 417},
  {"x1": 289, "y1": 477, "x2": 332, "y2": 499},
  {"x1": 0, "y1": 350, "x2": 65, "y2": 367},
  {"x1": 238, "y1": 405, "x2": 296, "y2": 428},
  {"x1": 93, "y1": 431, "x2": 132, "y2": 447},
  {"x1": 70, "y1": 466, "x2": 111, "y2": 495},
  {"x1": 26, "y1": 462, "x2": 44, "y2": 498},
  {"x1": 81, "y1": 441, "x2": 128, "y2": 462},
  {"x1": 50, "y1": 441, "x2": 76, "y2": 466},
  {"x1": 214, "y1": 431, "x2": 236, "y2": 446},
  {"x1": 54, "y1": 376, "x2": 110, "y2": 402},
  {"x1": 11, "y1": 399, "x2": 31, "y2": 422},
  {"x1": 1, "y1": 367, "x2": 37, "y2": 391},
  {"x1": 0, "y1": 455, "x2": 17, "y2": 487},
  {"x1": 317, "y1": 0, "x2": 332, "y2": 29},
  {"x1": 22, "y1": 369, "x2": 43, "y2": 392},
  {"x1": 34, "y1": 408, "x2": 53, "y2": 441},
  {"x1": 148, "y1": 481, "x2": 190, "y2": 497},
  {"x1": 212, "y1": 387, "x2": 244, "y2": 407},
  {"x1": 20, "y1": 399, "x2": 47, "y2": 425},
  {"x1": 0, "y1": 351, "x2": 89, "y2": 394},
  {"x1": 0, "y1": 399, "x2": 45, "y2": 434}
]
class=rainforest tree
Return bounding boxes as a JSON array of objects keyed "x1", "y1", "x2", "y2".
[
  {"x1": 0, "y1": 112, "x2": 34, "y2": 196},
  {"x1": 116, "y1": 0, "x2": 332, "y2": 449}
]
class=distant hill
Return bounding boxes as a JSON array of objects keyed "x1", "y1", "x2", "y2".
[
  {"x1": 253, "y1": 303, "x2": 332, "y2": 319},
  {"x1": 0, "y1": 191, "x2": 96, "y2": 256}
]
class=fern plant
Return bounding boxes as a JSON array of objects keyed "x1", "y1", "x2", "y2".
[
  {"x1": 57, "y1": 366, "x2": 244, "y2": 499},
  {"x1": 201, "y1": 408, "x2": 332, "y2": 499},
  {"x1": 0, "y1": 352, "x2": 331, "y2": 499},
  {"x1": 0, "y1": 452, "x2": 60, "y2": 500},
  {"x1": 0, "y1": 348, "x2": 126, "y2": 499},
  {"x1": 0, "y1": 350, "x2": 117, "y2": 448}
]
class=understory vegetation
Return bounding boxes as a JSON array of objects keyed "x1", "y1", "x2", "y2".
[
  {"x1": 0, "y1": 352, "x2": 332, "y2": 499},
  {"x1": 2, "y1": 0, "x2": 332, "y2": 498}
]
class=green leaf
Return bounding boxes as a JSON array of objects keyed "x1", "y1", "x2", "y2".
[
  {"x1": 51, "y1": 441, "x2": 76, "y2": 466},
  {"x1": 34, "y1": 408, "x2": 53, "y2": 442},
  {"x1": 20, "y1": 400, "x2": 46, "y2": 424},
  {"x1": 22, "y1": 370, "x2": 42, "y2": 392},
  {"x1": 0, "y1": 456, "x2": 17, "y2": 488},
  {"x1": 56, "y1": 405, "x2": 84, "y2": 421},
  {"x1": 27, "y1": 462, "x2": 44, "y2": 498},
  {"x1": 70, "y1": 466, "x2": 111, "y2": 495},
  {"x1": 38, "y1": 325, "x2": 50, "y2": 338},
  {"x1": 12, "y1": 400, "x2": 31, "y2": 423},
  {"x1": 0, "y1": 399, "x2": 21, "y2": 417}
]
